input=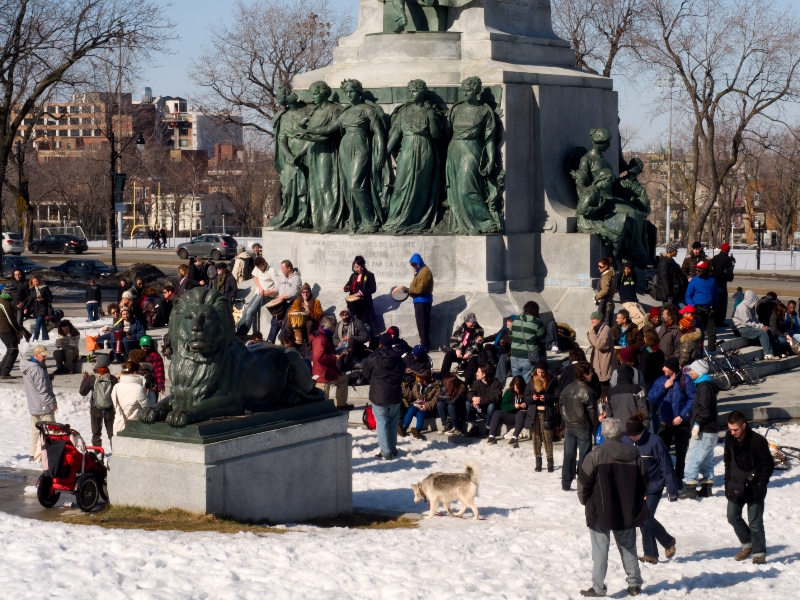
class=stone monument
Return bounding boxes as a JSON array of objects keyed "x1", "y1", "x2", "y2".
[
  {"x1": 109, "y1": 288, "x2": 352, "y2": 522},
  {"x1": 262, "y1": 0, "x2": 624, "y2": 346}
]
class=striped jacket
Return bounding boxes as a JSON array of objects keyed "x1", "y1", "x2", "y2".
[{"x1": 510, "y1": 314, "x2": 546, "y2": 359}]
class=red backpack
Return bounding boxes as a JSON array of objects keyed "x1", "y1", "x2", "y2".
[{"x1": 362, "y1": 404, "x2": 376, "y2": 430}]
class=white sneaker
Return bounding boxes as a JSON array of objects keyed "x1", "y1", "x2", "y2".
[
  {"x1": 503, "y1": 430, "x2": 515, "y2": 440},
  {"x1": 763, "y1": 354, "x2": 778, "y2": 361},
  {"x1": 518, "y1": 429, "x2": 531, "y2": 440},
  {"x1": 551, "y1": 345, "x2": 559, "y2": 352}
]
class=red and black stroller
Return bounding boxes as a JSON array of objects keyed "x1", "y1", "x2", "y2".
[{"x1": 35, "y1": 422, "x2": 108, "y2": 512}]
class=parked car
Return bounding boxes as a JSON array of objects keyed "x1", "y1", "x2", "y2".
[
  {"x1": 2, "y1": 232, "x2": 24, "y2": 255},
  {"x1": 51, "y1": 259, "x2": 112, "y2": 278},
  {"x1": 29, "y1": 234, "x2": 88, "y2": 254},
  {"x1": 2, "y1": 255, "x2": 47, "y2": 274},
  {"x1": 176, "y1": 234, "x2": 238, "y2": 260}
]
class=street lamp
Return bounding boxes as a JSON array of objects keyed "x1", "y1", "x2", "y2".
[
  {"x1": 754, "y1": 220, "x2": 764, "y2": 271},
  {"x1": 109, "y1": 131, "x2": 145, "y2": 273},
  {"x1": 658, "y1": 73, "x2": 677, "y2": 243}
]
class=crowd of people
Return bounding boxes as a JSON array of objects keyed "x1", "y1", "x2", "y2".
[{"x1": 1, "y1": 236, "x2": 784, "y2": 591}]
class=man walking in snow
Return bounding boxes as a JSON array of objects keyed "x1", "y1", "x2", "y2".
[
  {"x1": 578, "y1": 417, "x2": 649, "y2": 597},
  {"x1": 21, "y1": 345, "x2": 58, "y2": 461}
]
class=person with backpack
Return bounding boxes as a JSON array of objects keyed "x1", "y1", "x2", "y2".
[
  {"x1": 79, "y1": 353, "x2": 117, "y2": 448},
  {"x1": 654, "y1": 242, "x2": 688, "y2": 306},
  {"x1": 139, "y1": 335, "x2": 165, "y2": 400},
  {"x1": 361, "y1": 332, "x2": 405, "y2": 459},
  {"x1": 111, "y1": 361, "x2": 148, "y2": 434},
  {"x1": 232, "y1": 249, "x2": 252, "y2": 283},
  {"x1": 679, "y1": 359, "x2": 720, "y2": 499},
  {"x1": 617, "y1": 262, "x2": 649, "y2": 331}
]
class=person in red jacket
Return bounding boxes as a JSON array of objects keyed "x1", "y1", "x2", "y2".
[
  {"x1": 139, "y1": 336, "x2": 165, "y2": 401},
  {"x1": 310, "y1": 315, "x2": 352, "y2": 410}
]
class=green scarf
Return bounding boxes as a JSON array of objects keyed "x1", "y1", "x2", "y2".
[{"x1": 216, "y1": 275, "x2": 226, "y2": 293}]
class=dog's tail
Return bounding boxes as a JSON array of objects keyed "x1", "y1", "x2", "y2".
[{"x1": 465, "y1": 463, "x2": 481, "y2": 486}]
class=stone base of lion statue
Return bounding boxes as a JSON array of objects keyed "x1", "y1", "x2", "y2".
[{"x1": 108, "y1": 404, "x2": 353, "y2": 523}]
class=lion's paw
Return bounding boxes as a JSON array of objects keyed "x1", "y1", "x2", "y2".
[
  {"x1": 139, "y1": 408, "x2": 158, "y2": 424},
  {"x1": 166, "y1": 410, "x2": 191, "y2": 428}
]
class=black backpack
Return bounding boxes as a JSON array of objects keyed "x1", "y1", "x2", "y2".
[{"x1": 243, "y1": 257, "x2": 254, "y2": 280}]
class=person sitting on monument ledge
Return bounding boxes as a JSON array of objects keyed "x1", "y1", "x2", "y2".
[
  {"x1": 440, "y1": 313, "x2": 484, "y2": 388},
  {"x1": 311, "y1": 315, "x2": 353, "y2": 411},
  {"x1": 267, "y1": 260, "x2": 303, "y2": 344},
  {"x1": 334, "y1": 307, "x2": 370, "y2": 372},
  {"x1": 485, "y1": 314, "x2": 516, "y2": 382},
  {"x1": 399, "y1": 369, "x2": 442, "y2": 439},
  {"x1": 282, "y1": 282, "x2": 323, "y2": 343},
  {"x1": 464, "y1": 362, "x2": 503, "y2": 438},
  {"x1": 386, "y1": 325, "x2": 412, "y2": 357},
  {"x1": 403, "y1": 344, "x2": 433, "y2": 387},
  {"x1": 236, "y1": 257, "x2": 279, "y2": 336}
]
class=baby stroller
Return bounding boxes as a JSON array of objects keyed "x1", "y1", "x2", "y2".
[{"x1": 35, "y1": 422, "x2": 108, "y2": 512}]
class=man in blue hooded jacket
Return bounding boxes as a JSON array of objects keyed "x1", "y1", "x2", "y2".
[
  {"x1": 402, "y1": 253, "x2": 434, "y2": 348},
  {"x1": 623, "y1": 413, "x2": 679, "y2": 564}
]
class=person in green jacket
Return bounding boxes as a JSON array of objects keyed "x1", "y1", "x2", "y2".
[
  {"x1": 486, "y1": 376, "x2": 528, "y2": 447},
  {"x1": 510, "y1": 301, "x2": 547, "y2": 383}
]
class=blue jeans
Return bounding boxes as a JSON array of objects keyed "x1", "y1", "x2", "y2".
[
  {"x1": 33, "y1": 316, "x2": 49, "y2": 341},
  {"x1": 86, "y1": 304, "x2": 99, "y2": 321},
  {"x1": 562, "y1": 428, "x2": 592, "y2": 486},
  {"x1": 510, "y1": 356, "x2": 534, "y2": 383},
  {"x1": 684, "y1": 431, "x2": 717, "y2": 483},
  {"x1": 403, "y1": 406, "x2": 436, "y2": 430},
  {"x1": 237, "y1": 294, "x2": 267, "y2": 334},
  {"x1": 439, "y1": 401, "x2": 466, "y2": 433},
  {"x1": 373, "y1": 403, "x2": 401, "y2": 459},
  {"x1": 496, "y1": 353, "x2": 510, "y2": 381},
  {"x1": 738, "y1": 326, "x2": 772, "y2": 355},
  {"x1": 727, "y1": 500, "x2": 767, "y2": 557},
  {"x1": 640, "y1": 491, "x2": 675, "y2": 559},
  {"x1": 466, "y1": 401, "x2": 495, "y2": 425}
]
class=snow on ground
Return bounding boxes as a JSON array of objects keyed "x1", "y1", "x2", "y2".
[{"x1": 0, "y1": 387, "x2": 799, "y2": 598}]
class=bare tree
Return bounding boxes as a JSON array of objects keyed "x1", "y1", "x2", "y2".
[
  {"x1": 0, "y1": 0, "x2": 175, "y2": 243},
  {"x1": 640, "y1": 0, "x2": 800, "y2": 242},
  {"x1": 552, "y1": 0, "x2": 641, "y2": 76},
  {"x1": 189, "y1": 0, "x2": 354, "y2": 136},
  {"x1": 752, "y1": 128, "x2": 800, "y2": 250}
]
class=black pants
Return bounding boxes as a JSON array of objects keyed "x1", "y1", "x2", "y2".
[
  {"x1": 695, "y1": 306, "x2": 716, "y2": 351},
  {"x1": 715, "y1": 284, "x2": 729, "y2": 326},
  {"x1": 414, "y1": 302, "x2": 431, "y2": 349},
  {"x1": 441, "y1": 350, "x2": 478, "y2": 387},
  {"x1": 0, "y1": 332, "x2": 19, "y2": 376},
  {"x1": 597, "y1": 299, "x2": 615, "y2": 327},
  {"x1": 90, "y1": 406, "x2": 115, "y2": 448},
  {"x1": 488, "y1": 410, "x2": 527, "y2": 438},
  {"x1": 660, "y1": 423, "x2": 691, "y2": 481}
]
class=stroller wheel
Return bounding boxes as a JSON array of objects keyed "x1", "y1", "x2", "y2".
[
  {"x1": 98, "y1": 476, "x2": 109, "y2": 502},
  {"x1": 36, "y1": 475, "x2": 60, "y2": 508},
  {"x1": 76, "y1": 474, "x2": 100, "y2": 512}
]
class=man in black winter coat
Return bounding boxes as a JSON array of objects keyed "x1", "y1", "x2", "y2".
[
  {"x1": 361, "y1": 333, "x2": 405, "y2": 460},
  {"x1": 656, "y1": 242, "x2": 688, "y2": 306},
  {"x1": 724, "y1": 410, "x2": 774, "y2": 564},
  {"x1": 560, "y1": 361, "x2": 599, "y2": 491},
  {"x1": 577, "y1": 417, "x2": 649, "y2": 597},
  {"x1": 710, "y1": 243, "x2": 735, "y2": 326}
]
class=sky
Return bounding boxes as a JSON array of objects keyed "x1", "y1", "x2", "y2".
[{"x1": 140, "y1": 0, "x2": 800, "y2": 150}]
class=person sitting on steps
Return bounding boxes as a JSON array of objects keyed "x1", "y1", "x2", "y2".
[
  {"x1": 398, "y1": 369, "x2": 441, "y2": 439},
  {"x1": 465, "y1": 362, "x2": 503, "y2": 437},
  {"x1": 486, "y1": 375, "x2": 528, "y2": 447},
  {"x1": 440, "y1": 313, "x2": 484, "y2": 388}
]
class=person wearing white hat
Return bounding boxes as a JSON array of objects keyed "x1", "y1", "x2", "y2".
[
  {"x1": 679, "y1": 359, "x2": 720, "y2": 500},
  {"x1": 20, "y1": 345, "x2": 57, "y2": 461}
]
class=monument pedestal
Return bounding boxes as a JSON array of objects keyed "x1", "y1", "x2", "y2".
[{"x1": 108, "y1": 403, "x2": 352, "y2": 523}]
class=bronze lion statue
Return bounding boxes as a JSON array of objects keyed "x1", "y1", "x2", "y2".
[{"x1": 139, "y1": 287, "x2": 325, "y2": 428}]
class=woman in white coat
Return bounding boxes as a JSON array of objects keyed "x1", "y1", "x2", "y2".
[{"x1": 111, "y1": 362, "x2": 148, "y2": 434}]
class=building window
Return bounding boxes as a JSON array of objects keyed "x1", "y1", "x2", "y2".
[
  {"x1": 660, "y1": 171, "x2": 668, "y2": 181},
  {"x1": 195, "y1": 203, "x2": 200, "y2": 212},
  {"x1": 94, "y1": 129, "x2": 101, "y2": 137},
  {"x1": 180, "y1": 139, "x2": 189, "y2": 148},
  {"x1": 69, "y1": 118, "x2": 79, "y2": 125},
  {"x1": 211, "y1": 219, "x2": 216, "y2": 227},
  {"x1": 66, "y1": 142, "x2": 72, "y2": 149},
  {"x1": 69, "y1": 105, "x2": 78, "y2": 113},
  {"x1": 753, "y1": 192, "x2": 761, "y2": 207},
  {"x1": 195, "y1": 219, "x2": 200, "y2": 230},
  {"x1": 69, "y1": 129, "x2": 79, "y2": 136},
  {"x1": 55, "y1": 141, "x2": 61, "y2": 149}
]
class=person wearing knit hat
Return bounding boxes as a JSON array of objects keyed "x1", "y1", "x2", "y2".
[
  {"x1": 682, "y1": 241, "x2": 708, "y2": 281},
  {"x1": 403, "y1": 344, "x2": 434, "y2": 387},
  {"x1": 591, "y1": 310, "x2": 604, "y2": 321},
  {"x1": 679, "y1": 314, "x2": 694, "y2": 331},
  {"x1": 622, "y1": 412, "x2": 679, "y2": 564},
  {"x1": 685, "y1": 251, "x2": 718, "y2": 351},
  {"x1": 648, "y1": 355, "x2": 695, "y2": 482},
  {"x1": 78, "y1": 350, "x2": 118, "y2": 448},
  {"x1": 679, "y1": 357, "x2": 719, "y2": 499},
  {"x1": 710, "y1": 241, "x2": 736, "y2": 326},
  {"x1": 386, "y1": 326, "x2": 412, "y2": 357},
  {"x1": 656, "y1": 242, "x2": 687, "y2": 307},
  {"x1": 648, "y1": 307, "x2": 662, "y2": 329},
  {"x1": 441, "y1": 313, "x2": 485, "y2": 388},
  {"x1": 678, "y1": 313, "x2": 703, "y2": 368}
]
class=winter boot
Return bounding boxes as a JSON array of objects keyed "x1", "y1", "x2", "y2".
[
  {"x1": 486, "y1": 436, "x2": 497, "y2": 445},
  {"x1": 397, "y1": 425, "x2": 408, "y2": 438},
  {"x1": 508, "y1": 437, "x2": 519, "y2": 448},
  {"x1": 678, "y1": 483, "x2": 698, "y2": 500},
  {"x1": 409, "y1": 427, "x2": 421, "y2": 439},
  {"x1": 697, "y1": 479, "x2": 713, "y2": 498},
  {"x1": 547, "y1": 458, "x2": 555, "y2": 473},
  {"x1": 535, "y1": 457, "x2": 543, "y2": 472}
]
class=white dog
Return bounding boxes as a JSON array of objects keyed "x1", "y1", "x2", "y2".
[{"x1": 411, "y1": 464, "x2": 481, "y2": 520}]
